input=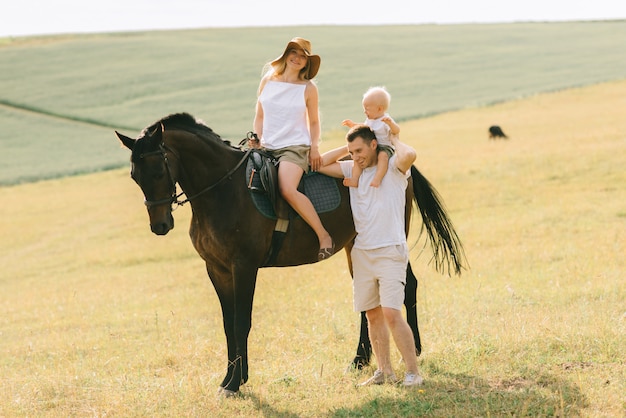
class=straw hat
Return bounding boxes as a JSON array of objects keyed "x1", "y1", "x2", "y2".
[{"x1": 271, "y1": 37, "x2": 321, "y2": 79}]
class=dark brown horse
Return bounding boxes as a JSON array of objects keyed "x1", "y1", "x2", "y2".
[{"x1": 115, "y1": 113, "x2": 465, "y2": 396}]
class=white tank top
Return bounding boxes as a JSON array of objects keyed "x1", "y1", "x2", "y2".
[{"x1": 259, "y1": 81, "x2": 310, "y2": 150}]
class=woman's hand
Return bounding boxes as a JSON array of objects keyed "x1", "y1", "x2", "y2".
[
  {"x1": 248, "y1": 137, "x2": 261, "y2": 149},
  {"x1": 246, "y1": 132, "x2": 261, "y2": 149},
  {"x1": 309, "y1": 145, "x2": 322, "y2": 171}
]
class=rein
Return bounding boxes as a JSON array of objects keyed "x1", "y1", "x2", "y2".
[{"x1": 141, "y1": 142, "x2": 252, "y2": 209}]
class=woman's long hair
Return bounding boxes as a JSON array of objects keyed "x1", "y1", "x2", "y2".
[{"x1": 262, "y1": 48, "x2": 311, "y2": 81}]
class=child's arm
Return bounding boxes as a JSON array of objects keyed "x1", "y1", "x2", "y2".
[
  {"x1": 381, "y1": 115, "x2": 400, "y2": 135},
  {"x1": 341, "y1": 119, "x2": 357, "y2": 128}
]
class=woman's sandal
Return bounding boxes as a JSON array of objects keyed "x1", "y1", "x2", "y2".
[{"x1": 318, "y1": 240, "x2": 335, "y2": 261}]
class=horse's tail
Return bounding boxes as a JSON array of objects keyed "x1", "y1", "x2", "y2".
[{"x1": 410, "y1": 165, "x2": 467, "y2": 275}]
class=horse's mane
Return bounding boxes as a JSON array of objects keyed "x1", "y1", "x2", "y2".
[
  {"x1": 131, "y1": 113, "x2": 237, "y2": 163},
  {"x1": 141, "y1": 112, "x2": 223, "y2": 142}
]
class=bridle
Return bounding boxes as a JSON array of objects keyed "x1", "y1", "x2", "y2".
[{"x1": 139, "y1": 142, "x2": 252, "y2": 209}]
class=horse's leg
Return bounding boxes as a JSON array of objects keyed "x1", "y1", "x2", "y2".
[
  {"x1": 229, "y1": 263, "x2": 259, "y2": 391},
  {"x1": 343, "y1": 241, "x2": 372, "y2": 369},
  {"x1": 208, "y1": 264, "x2": 258, "y2": 395},
  {"x1": 207, "y1": 266, "x2": 238, "y2": 391},
  {"x1": 353, "y1": 311, "x2": 372, "y2": 369},
  {"x1": 403, "y1": 179, "x2": 421, "y2": 356},
  {"x1": 404, "y1": 262, "x2": 422, "y2": 356}
]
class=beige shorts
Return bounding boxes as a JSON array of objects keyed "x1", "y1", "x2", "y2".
[
  {"x1": 351, "y1": 244, "x2": 409, "y2": 312},
  {"x1": 265, "y1": 145, "x2": 310, "y2": 173}
]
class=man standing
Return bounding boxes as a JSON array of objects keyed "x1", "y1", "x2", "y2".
[{"x1": 320, "y1": 124, "x2": 423, "y2": 386}]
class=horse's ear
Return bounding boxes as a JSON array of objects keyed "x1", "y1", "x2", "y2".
[
  {"x1": 154, "y1": 123, "x2": 165, "y2": 141},
  {"x1": 146, "y1": 124, "x2": 164, "y2": 141},
  {"x1": 116, "y1": 131, "x2": 136, "y2": 150}
]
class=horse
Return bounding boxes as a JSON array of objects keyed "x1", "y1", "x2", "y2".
[{"x1": 115, "y1": 112, "x2": 465, "y2": 396}]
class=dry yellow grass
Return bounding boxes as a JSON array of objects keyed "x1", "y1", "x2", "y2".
[{"x1": 1, "y1": 80, "x2": 624, "y2": 416}]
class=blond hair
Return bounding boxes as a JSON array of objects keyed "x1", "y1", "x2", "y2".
[
  {"x1": 263, "y1": 48, "x2": 312, "y2": 81},
  {"x1": 363, "y1": 86, "x2": 391, "y2": 110}
]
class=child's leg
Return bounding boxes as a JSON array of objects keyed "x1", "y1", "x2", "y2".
[
  {"x1": 370, "y1": 150, "x2": 389, "y2": 187},
  {"x1": 343, "y1": 163, "x2": 362, "y2": 187}
]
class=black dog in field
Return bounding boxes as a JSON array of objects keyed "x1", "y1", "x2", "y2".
[{"x1": 489, "y1": 125, "x2": 508, "y2": 139}]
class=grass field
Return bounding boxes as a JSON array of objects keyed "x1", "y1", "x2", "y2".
[
  {"x1": 1, "y1": 78, "x2": 624, "y2": 416},
  {"x1": 2, "y1": 21, "x2": 626, "y2": 184}
]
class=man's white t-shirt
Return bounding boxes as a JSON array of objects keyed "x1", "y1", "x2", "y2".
[{"x1": 340, "y1": 154, "x2": 409, "y2": 250}]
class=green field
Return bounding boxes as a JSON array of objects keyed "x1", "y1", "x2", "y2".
[
  {"x1": 1, "y1": 23, "x2": 625, "y2": 416},
  {"x1": 2, "y1": 21, "x2": 626, "y2": 184},
  {"x1": 1, "y1": 79, "x2": 625, "y2": 416}
]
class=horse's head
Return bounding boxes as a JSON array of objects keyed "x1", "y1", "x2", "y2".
[{"x1": 116, "y1": 124, "x2": 178, "y2": 235}]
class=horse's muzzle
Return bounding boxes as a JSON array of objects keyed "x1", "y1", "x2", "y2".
[{"x1": 150, "y1": 214, "x2": 174, "y2": 235}]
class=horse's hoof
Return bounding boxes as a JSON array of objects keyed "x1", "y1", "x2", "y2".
[
  {"x1": 217, "y1": 386, "x2": 239, "y2": 398},
  {"x1": 351, "y1": 356, "x2": 369, "y2": 370}
]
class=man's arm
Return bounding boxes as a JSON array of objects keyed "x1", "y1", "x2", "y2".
[
  {"x1": 317, "y1": 162, "x2": 344, "y2": 178},
  {"x1": 318, "y1": 145, "x2": 350, "y2": 178},
  {"x1": 390, "y1": 134, "x2": 416, "y2": 173}
]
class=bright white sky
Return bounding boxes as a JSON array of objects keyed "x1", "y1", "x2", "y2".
[{"x1": 2, "y1": 0, "x2": 626, "y2": 37}]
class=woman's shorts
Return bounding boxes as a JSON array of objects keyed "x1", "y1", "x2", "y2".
[
  {"x1": 351, "y1": 244, "x2": 409, "y2": 312},
  {"x1": 265, "y1": 145, "x2": 310, "y2": 173}
]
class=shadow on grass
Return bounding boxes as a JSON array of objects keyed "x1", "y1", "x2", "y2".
[
  {"x1": 328, "y1": 368, "x2": 587, "y2": 417},
  {"x1": 242, "y1": 392, "x2": 301, "y2": 418}
]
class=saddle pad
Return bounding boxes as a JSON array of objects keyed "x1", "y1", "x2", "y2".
[{"x1": 245, "y1": 159, "x2": 341, "y2": 219}]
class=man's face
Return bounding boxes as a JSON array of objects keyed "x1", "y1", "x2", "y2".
[{"x1": 348, "y1": 136, "x2": 378, "y2": 169}]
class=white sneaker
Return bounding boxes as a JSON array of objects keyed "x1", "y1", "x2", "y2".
[
  {"x1": 403, "y1": 372, "x2": 423, "y2": 387},
  {"x1": 358, "y1": 369, "x2": 399, "y2": 386}
]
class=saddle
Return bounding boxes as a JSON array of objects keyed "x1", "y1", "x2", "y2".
[
  {"x1": 247, "y1": 148, "x2": 282, "y2": 218},
  {"x1": 243, "y1": 144, "x2": 341, "y2": 266},
  {"x1": 245, "y1": 149, "x2": 341, "y2": 220}
]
